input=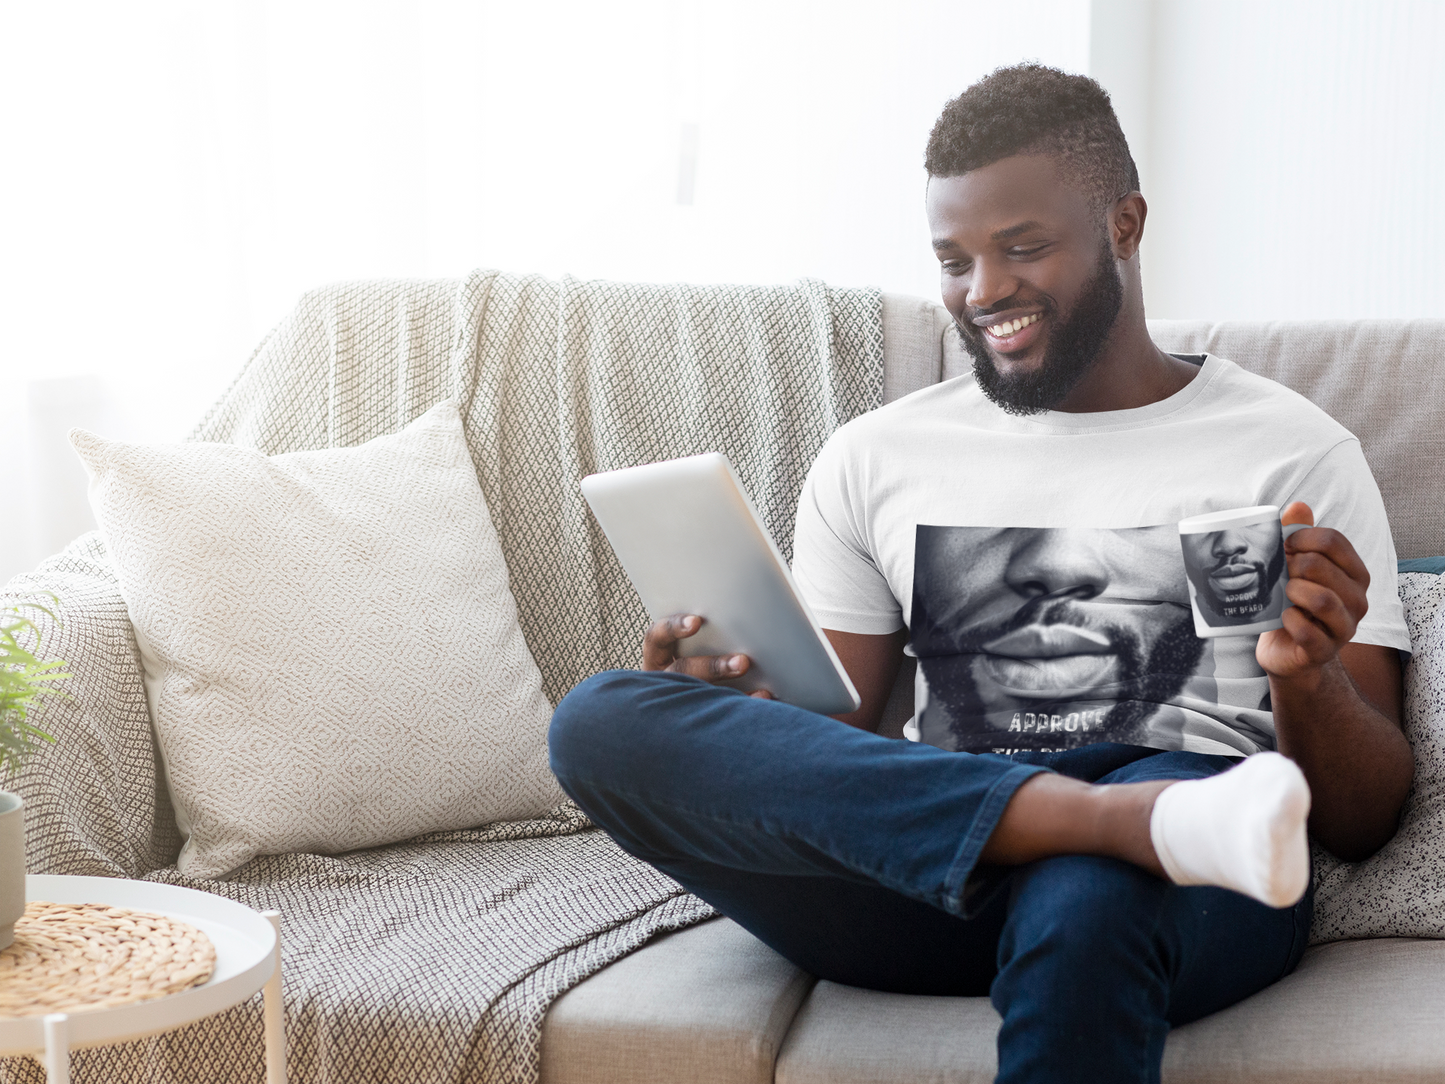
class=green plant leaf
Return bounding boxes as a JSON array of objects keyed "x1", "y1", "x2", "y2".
[{"x1": 1, "y1": 594, "x2": 71, "y2": 781}]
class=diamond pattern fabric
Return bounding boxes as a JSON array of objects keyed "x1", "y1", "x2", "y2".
[
  {"x1": 1310, "y1": 570, "x2": 1445, "y2": 942},
  {"x1": 71, "y1": 401, "x2": 565, "y2": 879},
  {"x1": 196, "y1": 272, "x2": 884, "y2": 703},
  {"x1": 1, "y1": 533, "x2": 180, "y2": 882},
  {"x1": 2, "y1": 271, "x2": 883, "y2": 1084}
]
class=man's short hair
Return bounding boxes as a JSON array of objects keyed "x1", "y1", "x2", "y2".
[{"x1": 925, "y1": 64, "x2": 1140, "y2": 216}]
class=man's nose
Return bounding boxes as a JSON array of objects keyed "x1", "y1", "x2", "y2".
[
  {"x1": 1211, "y1": 529, "x2": 1249, "y2": 558},
  {"x1": 965, "y1": 255, "x2": 1019, "y2": 313},
  {"x1": 1005, "y1": 530, "x2": 1111, "y2": 602}
]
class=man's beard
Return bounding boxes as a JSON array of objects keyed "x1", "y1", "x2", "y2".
[
  {"x1": 918, "y1": 594, "x2": 1204, "y2": 749},
  {"x1": 1202, "y1": 545, "x2": 1286, "y2": 618},
  {"x1": 959, "y1": 240, "x2": 1125, "y2": 416}
]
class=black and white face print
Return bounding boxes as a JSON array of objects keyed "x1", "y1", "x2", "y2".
[
  {"x1": 1178, "y1": 516, "x2": 1291, "y2": 636},
  {"x1": 909, "y1": 524, "x2": 1275, "y2": 756}
]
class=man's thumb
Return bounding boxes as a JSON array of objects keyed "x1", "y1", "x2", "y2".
[{"x1": 1280, "y1": 501, "x2": 1315, "y2": 528}]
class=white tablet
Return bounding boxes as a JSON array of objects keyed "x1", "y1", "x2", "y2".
[{"x1": 580, "y1": 453, "x2": 862, "y2": 715}]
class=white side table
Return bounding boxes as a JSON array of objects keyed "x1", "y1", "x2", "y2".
[{"x1": 0, "y1": 875, "x2": 286, "y2": 1084}]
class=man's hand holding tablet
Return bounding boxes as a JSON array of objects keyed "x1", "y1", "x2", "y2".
[
  {"x1": 640, "y1": 613, "x2": 773, "y2": 699},
  {"x1": 580, "y1": 453, "x2": 861, "y2": 716}
]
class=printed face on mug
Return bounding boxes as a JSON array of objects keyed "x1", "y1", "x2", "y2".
[{"x1": 1178, "y1": 506, "x2": 1297, "y2": 637}]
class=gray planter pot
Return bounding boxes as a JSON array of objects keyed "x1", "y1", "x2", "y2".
[{"x1": 0, "y1": 792, "x2": 22, "y2": 949}]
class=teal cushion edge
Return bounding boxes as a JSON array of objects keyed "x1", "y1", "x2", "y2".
[{"x1": 1400, "y1": 557, "x2": 1445, "y2": 575}]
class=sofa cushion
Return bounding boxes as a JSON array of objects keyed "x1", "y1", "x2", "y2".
[
  {"x1": 775, "y1": 982, "x2": 999, "y2": 1084},
  {"x1": 71, "y1": 400, "x2": 563, "y2": 878},
  {"x1": 772, "y1": 938, "x2": 1445, "y2": 1084},
  {"x1": 539, "y1": 917, "x2": 814, "y2": 1084},
  {"x1": 193, "y1": 273, "x2": 886, "y2": 711},
  {"x1": 1400, "y1": 557, "x2": 1445, "y2": 575},
  {"x1": 1310, "y1": 569, "x2": 1445, "y2": 941},
  {"x1": 1162, "y1": 938, "x2": 1445, "y2": 1082},
  {"x1": 1146, "y1": 319, "x2": 1445, "y2": 561},
  {"x1": 880, "y1": 293, "x2": 945, "y2": 404}
]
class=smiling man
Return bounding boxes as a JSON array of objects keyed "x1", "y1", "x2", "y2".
[{"x1": 549, "y1": 65, "x2": 1414, "y2": 1084}]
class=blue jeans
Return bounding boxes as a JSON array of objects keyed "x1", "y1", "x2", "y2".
[{"x1": 549, "y1": 670, "x2": 1313, "y2": 1084}]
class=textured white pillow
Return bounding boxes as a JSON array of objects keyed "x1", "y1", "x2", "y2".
[
  {"x1": 72, "y1": 401, "x2": 563, "y2": 878},
  {"x1": 1311, "y1": 570, "x2": 1445, "y2": 941}
]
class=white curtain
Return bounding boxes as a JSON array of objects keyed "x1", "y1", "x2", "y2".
[{"x1": 3, "y1": 0, "x2": 1441, "y2": 584}]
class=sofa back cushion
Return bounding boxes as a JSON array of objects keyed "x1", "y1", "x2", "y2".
[
  {"x1": 195, "y1": 273, "x2": 886, "y2": 706},
  {"x1": 880, "y1": 294, "x2": 948, "y2": 403},
  {"x1": 922, "y1": 314, "x2": 1445, "y2": 558},
  {"x1": 1141, "y1": 320, "x2": 1445, "y2": 560}
]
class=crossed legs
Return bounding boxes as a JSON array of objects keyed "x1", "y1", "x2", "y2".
[{"x1": 549, "y1": 669, "x2": 1312, "y2": 1084}]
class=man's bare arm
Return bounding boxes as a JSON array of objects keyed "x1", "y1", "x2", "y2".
[
  {"x1": 1273, "y1": 642, "x2": 1411, "y2": 860},
  {"x1": 1262, "y1": 505, "x2": 1413, "y2": 861},
  {"x1": 824, "y1": 629, "x2": 908, "y2": 732}
]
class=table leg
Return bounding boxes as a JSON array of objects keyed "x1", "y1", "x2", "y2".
[
  {"x1": 42, "y1": 1013, "x2": 69, "y2": 1084},
  {"x1": 262, "y1": 910, "x2": 286, "y2": 1084}
]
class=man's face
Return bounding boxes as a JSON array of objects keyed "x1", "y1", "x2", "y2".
[
  {"x1": 926, "y1": 155, "x2": 1123, "y2": 414},
  {"x1": 912, "y1": 525, "x2": 1203, "y2": 744},
  {"x1": 1181, "y1": 525, "x2": 1284, "y2": 613}
]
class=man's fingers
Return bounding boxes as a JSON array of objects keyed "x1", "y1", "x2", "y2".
[
  {"x1": 1257, "y1": 506, "x2": 1374, "y2": 681},
  {"x1": 1284, "y1": 577, "x2": 1358, "y2": 644},
  {"x1": 1280, "y1": 501, "x2": 1315, "y2": 529},
  {"x1": 641, "y1": 614, "x2": 702, "y2": 671},
  {"x1": 1278, "y1": 604, "x2": 1338, "y2": 665},
  {"x1": 1284, "y1": 525, "x2": 1371, "y2": 592},
  {"x1": 640, "y1": 616, "x2": 759, "y2": 688},
  {"x1": 668, "y1": 652, "x2": 751, "y2": 682},
  {"x1": 1281, "y1": 501, "x2": 1371, "y2": 605},
  {"x1": 1287, "y1": 549, "x2": 1368, "y2": 620},
  {"x1": 644, "y1": 614, "x2": 701, "y2": 652}
]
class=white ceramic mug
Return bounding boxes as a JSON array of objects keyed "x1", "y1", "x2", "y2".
[{"x1": 1178, "y1": 505, "x2": 1305, "y2": 638}]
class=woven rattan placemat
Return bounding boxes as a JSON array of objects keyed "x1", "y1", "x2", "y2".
[{"x1": 0, "y1": 901, "x2": 216, "y2": 1016}]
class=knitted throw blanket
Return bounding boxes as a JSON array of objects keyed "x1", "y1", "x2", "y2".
[
  {"x1": 3, "y1": 271, "x2": 883, "y2": 1084},
  {"x1": 198, "y1": 270, "x2": 883, "y2": 701}
]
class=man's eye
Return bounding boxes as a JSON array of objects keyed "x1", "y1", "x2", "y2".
[
  {"x1": 1010, "y1": 244, "x2": 1049, "y2": 258},
  {"x1": 942, "y1": 261, "x2": 971, "y2": 276}
]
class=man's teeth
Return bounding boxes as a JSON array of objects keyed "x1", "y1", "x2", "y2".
[{"x1": 986, "y1": 313, "x2": 1041, "y2": 338}]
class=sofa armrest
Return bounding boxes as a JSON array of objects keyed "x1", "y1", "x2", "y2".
[{"x1": 2, "y1": 532, "x2": 179, "y2": 877}]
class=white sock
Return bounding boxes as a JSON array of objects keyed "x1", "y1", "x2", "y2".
[{"x1": 1148, "y1": 752, "x2": 1311, "y2": 908}]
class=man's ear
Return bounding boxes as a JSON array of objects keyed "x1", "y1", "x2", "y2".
[{"x1": 1109, "y1": 191, "x2": 1148, "y2": 261}]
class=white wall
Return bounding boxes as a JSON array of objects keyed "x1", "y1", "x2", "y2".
[
  {"x1": 0, "y1": 0, "x2": 1092, "y2": 583},
  {"x1": 3, "y1": 0, "x2": 1443, "y2": 583},
  {"x1": 0, "y1": 0, "x2": 1093, "y2": 408},
  {"x1": 1091, "y1": 0, "x2": 1445, "y2": 320}
]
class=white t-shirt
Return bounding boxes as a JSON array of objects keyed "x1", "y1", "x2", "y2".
[{"x1": 793, "y1": 354, "x2": 1409, "y2": 758}]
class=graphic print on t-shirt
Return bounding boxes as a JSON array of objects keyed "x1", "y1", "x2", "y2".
[{"x1": 910, "y1": 524, "x2": 1276, "y2": 756}]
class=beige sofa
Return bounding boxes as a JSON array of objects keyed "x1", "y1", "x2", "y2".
[
  {"x1": 12, "y1": 283, "x2": 1443, "y2": 1084},
  {"x1": 539, "y1": 301, "x2": 1445, "y2": 1084}
]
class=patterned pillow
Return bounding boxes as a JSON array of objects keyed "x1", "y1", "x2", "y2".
[
  {"x1": 71, "y1": 400, "x2": 563, "y2": 878},
  {"x1": 1399, "y1": 557, "x2": 1445, "y2": 575},
  {"x1": 1311, "y1": 569, "x2": 1445, "y2": 941}
]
